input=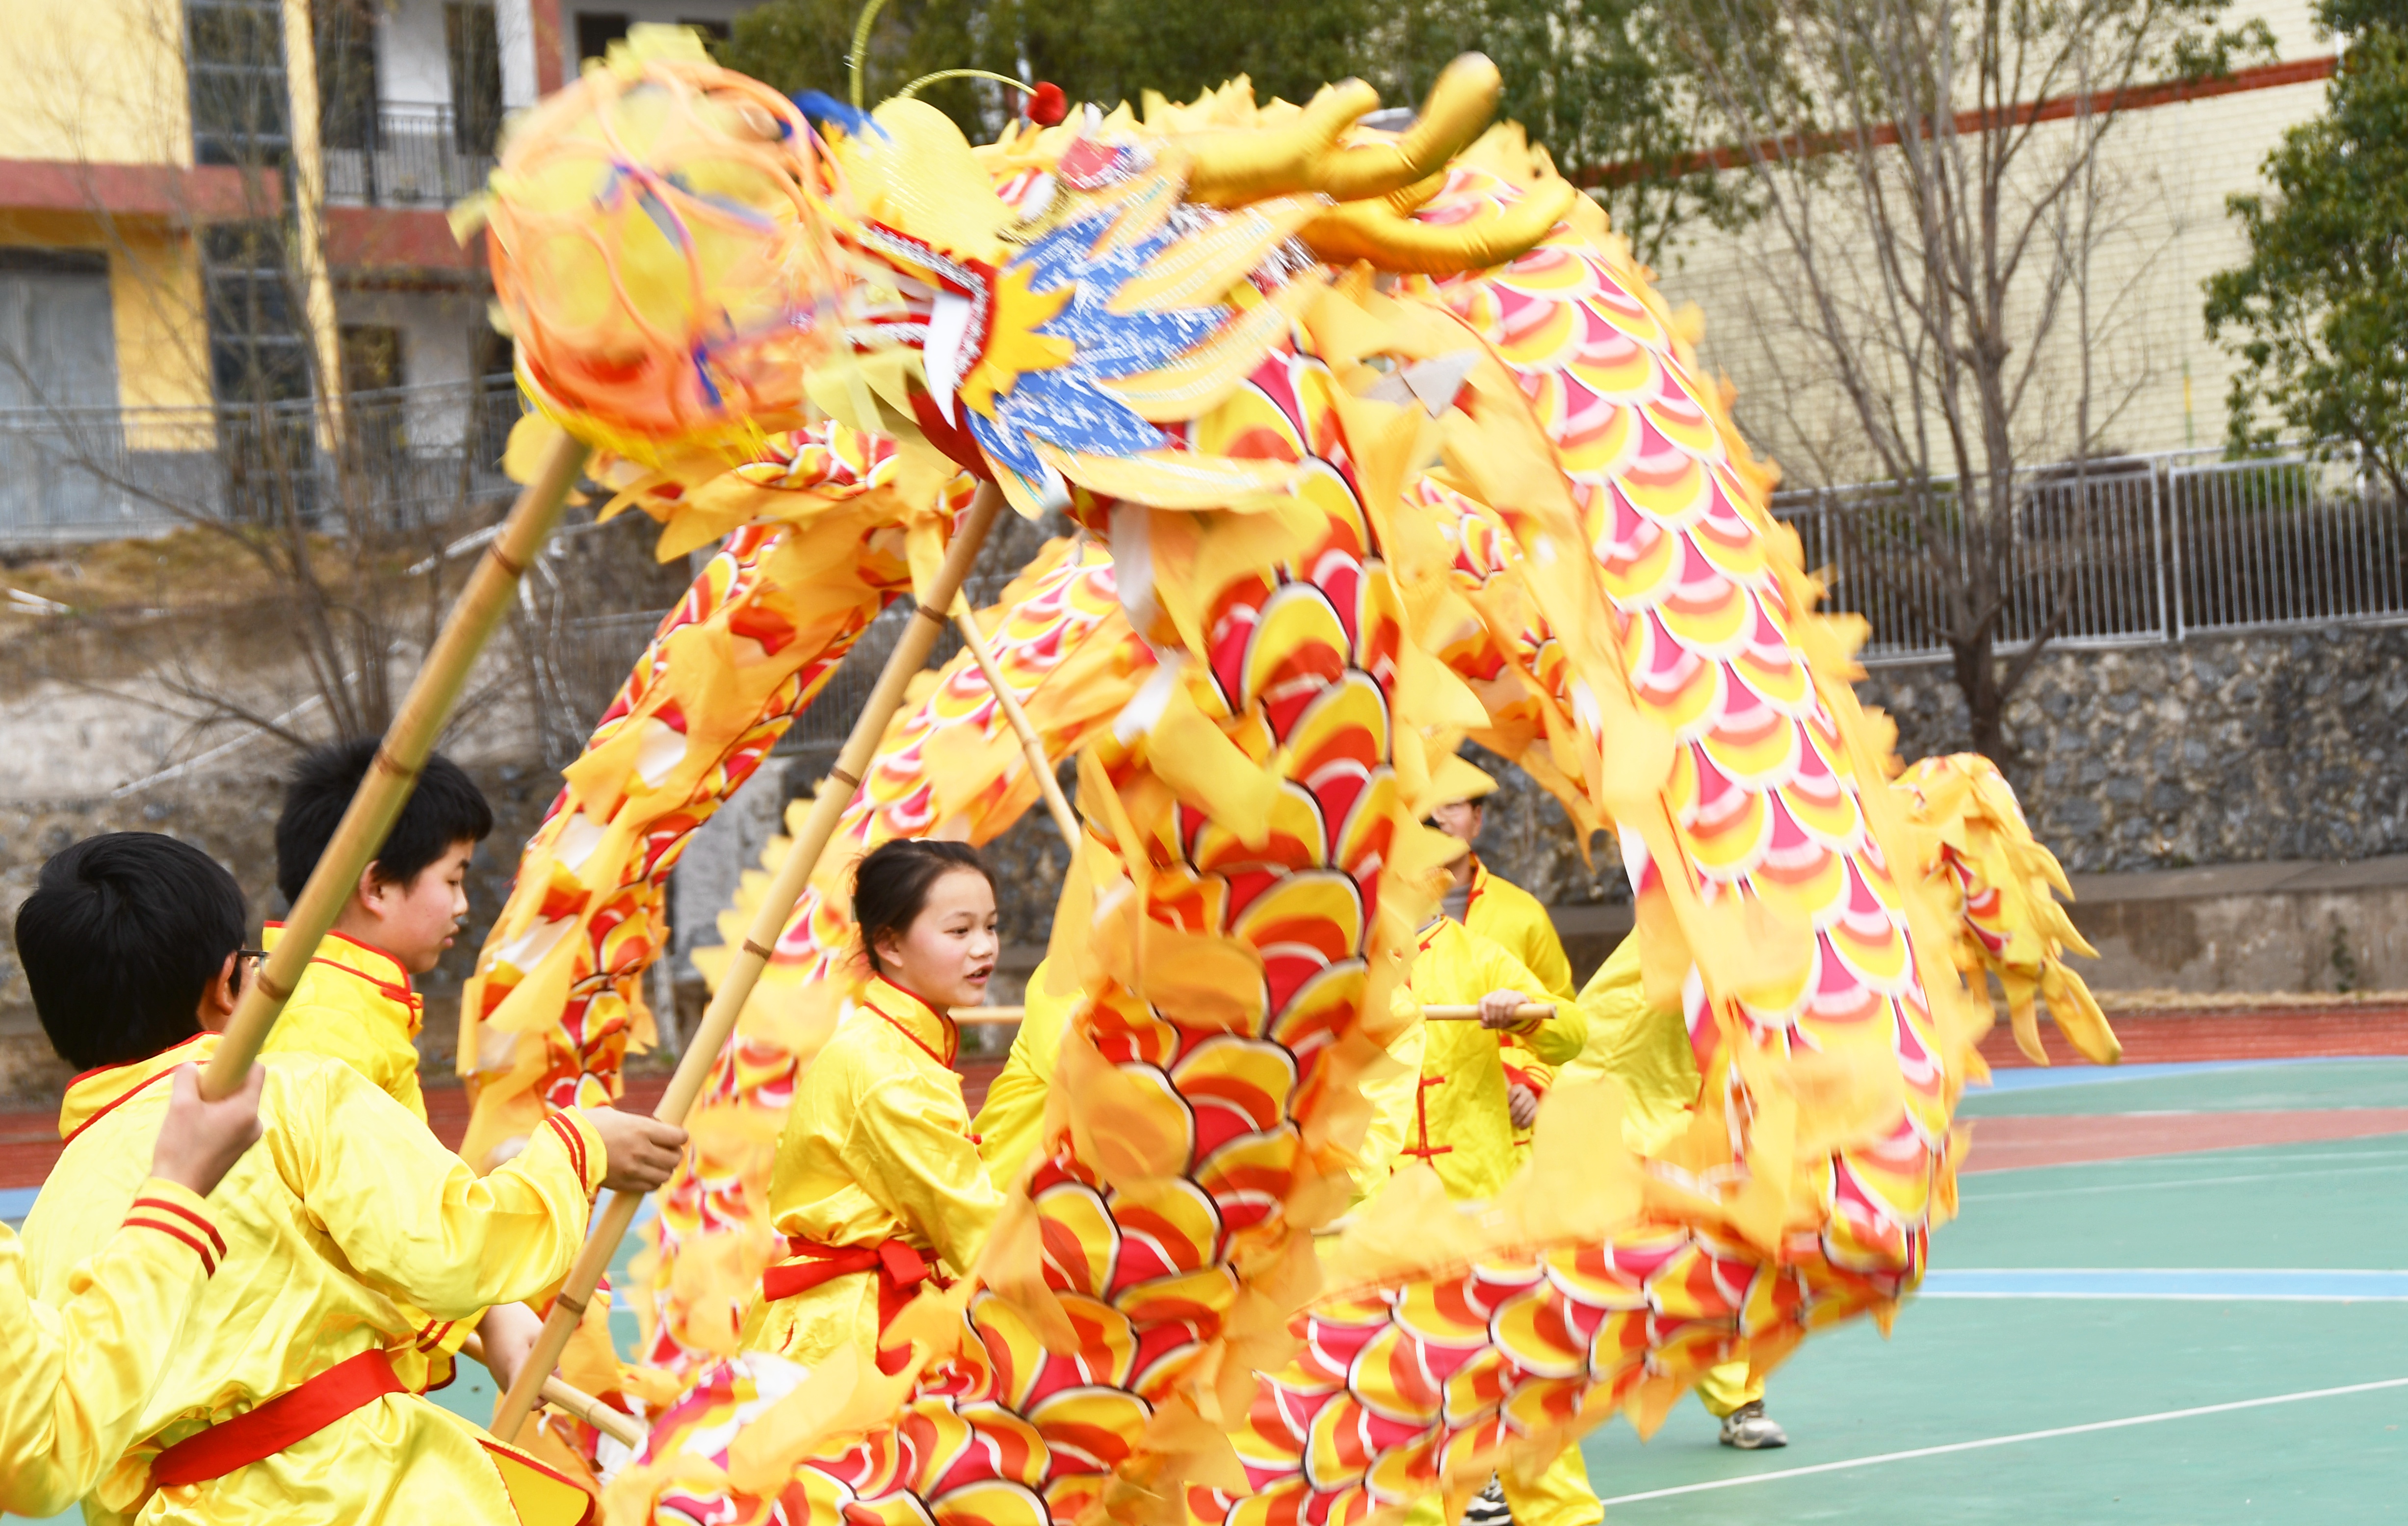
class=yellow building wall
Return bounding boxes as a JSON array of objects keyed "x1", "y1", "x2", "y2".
[
  {"x1": 0, "y1": 0, "x2": 192, "y2": 167},
  {"x1": 110, "y1": 225, "x2": 217, "y2": 444}
]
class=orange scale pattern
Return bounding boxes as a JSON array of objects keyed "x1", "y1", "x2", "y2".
[
  {"x1": 458, "y1": 428, "x2": 933, "y2": 1173},
  {"x1": 465, "y1": 89, "x2": 2117, "y2": 1526}
]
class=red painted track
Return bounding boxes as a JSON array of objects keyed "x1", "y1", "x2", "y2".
[
  {"x1": 1963, "y1": 1109, "x2": 2408, "y2": 1173},
  {"x1": 6, "y1": 1009, "x2": 2406, "y2": 1191},
  {"x1": 1979, "y1": 1007, "x2": 2408, "y2": 1068}
]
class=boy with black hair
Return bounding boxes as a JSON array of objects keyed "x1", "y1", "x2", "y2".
[
  {"x1": 15, "y1": 831, "x2": 687, "y2": 1524},
  {"x1": 263, "y1": 735, "x2": 497, "y2": 1119},
  {"x1": 1, "y1": 1063, "x2": 263, "y2": 1517}
]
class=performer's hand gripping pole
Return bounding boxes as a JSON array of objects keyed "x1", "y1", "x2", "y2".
[
  {"x1": 460, "y1": 1333, "x2": 645, "y2": 1450},
  {"x1": 200, "y1": 435, "x2": 591, "y2": 1100},
  {"x1": 492, "y1": 480, "x2": 1008, "y2": 1442},
  {"x1": 1422, "y1": 1004, "x2": 1556, "y2": 1022}
]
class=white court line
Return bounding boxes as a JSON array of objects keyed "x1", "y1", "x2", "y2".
[
  {"x1": 1597, "y1": 1376, "x2": 2408, "y2": 1505},
  {"x1": 1960, "y1": 1160, "x2": 2408, "y2": 1202}
]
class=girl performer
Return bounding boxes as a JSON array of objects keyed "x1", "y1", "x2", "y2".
[{"x1": 740, "y1": 840, "x2": 1007, "y2": 1374}]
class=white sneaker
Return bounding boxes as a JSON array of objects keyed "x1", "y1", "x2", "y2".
[
  {"x1": 1463, "y1": 1477, "x2": 1512, "y2": 1526},
  {"x1": 1718, "y1": 1400, "x2": 1788, "y2": 1449}
]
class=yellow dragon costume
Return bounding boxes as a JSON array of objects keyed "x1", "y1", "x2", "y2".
[{"x1": 440, "y1": 30, "x2": 2113, "y2": 1526}]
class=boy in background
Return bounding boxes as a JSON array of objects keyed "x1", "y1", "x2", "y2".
[
  {"x1": 16, "y1": 831, "x2": 686, "y2": 1525},
  {"x1": 1426, "y1": 780, "x2": 1577, "y2": 1150},
  {"x1": 262, "y1": 737, "x2": 495, "y2": 1120}
]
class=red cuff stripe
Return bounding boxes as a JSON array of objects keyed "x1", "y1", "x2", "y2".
[
  {"x1": 132, "y1": 1195, "x2": 228, "y2": 1260},
  {"x1": 416, "y1": 1319, "x2": 456, "y2": 1353},
  {"x1": 124, "y1": 1216, "x2": 217, "y2": 1275},
  {"x1": 544, "y1": 1113, "x2": 590, "y2": 1186}
]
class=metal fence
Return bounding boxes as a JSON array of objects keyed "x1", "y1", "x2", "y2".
[
  {"x1": 0, "y1": 377, "x2": 520, "y2": 543},
  {"x1": 321, "y1": 102, "x2": 497, "y2": 208},
  {"x1": 1771, "y1": 444, "x2": 2408, "y2": 663}
]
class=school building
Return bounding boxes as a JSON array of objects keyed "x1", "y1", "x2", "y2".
[{"x1": 0, "y1": 0, "x2": 744, "y2": 537}]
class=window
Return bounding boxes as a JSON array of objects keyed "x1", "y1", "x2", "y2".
[
  {"x1": 186, "y1": 0, "x2": 292, "y2": 167},
  {"x1": 0, "y1": 251, "x2": 119, "y2": 412},
  {"x1": 445, "y1": 2, "x2": 504, "y2": 156},
  {"x1": 576, "y1": 11, "x2": 630, "y2": 68},
  {"x1": 340, "y1": 325, "x2": 403, "y2": 395},
  {"x1": 0, "y1": 251, "x2": 124, "y2": 532},
  {"x1": 315, "y1": 0, "x2": 382, "y2": 153},
  {"x1": 201, "y1": 223, "x2": 312, "y2": 404},
  {"x1": 471, "y1": 321, "x2": 514, "y2": 385}
]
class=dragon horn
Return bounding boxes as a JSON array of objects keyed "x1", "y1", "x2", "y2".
[{"x1": 1182, "y1": 53, "x2": 1502, "y2": 207}]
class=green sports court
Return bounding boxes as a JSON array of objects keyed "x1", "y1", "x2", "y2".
[
  {"x1": 11, "y1": 1054, "x2": 2405, "y2": 1522},
  {"x1": 1575, "y1": 1056, "x2": 2408, "y2": 1523}
]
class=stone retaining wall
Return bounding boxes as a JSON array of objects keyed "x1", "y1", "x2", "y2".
[{"x1": 1861, "y1": 626, "x2": 2408, "y2": 873}]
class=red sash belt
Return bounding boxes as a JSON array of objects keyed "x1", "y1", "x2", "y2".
[
  {"x1": 761, "y1": 1237, "x2": 942, "y2": 1374},
  {"x1": 151, "y1": 1348, "x2": 405, "y2": 1487}
]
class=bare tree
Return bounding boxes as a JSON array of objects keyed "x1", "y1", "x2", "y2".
[{"x1": 1660, "y1": 0, "x2": 2268, "y2": 758}]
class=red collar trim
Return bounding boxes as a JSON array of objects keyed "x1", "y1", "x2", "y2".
[
  {"x1": 864, "y1": 976, "x2": 958, "y2": 1067},
  {"x1": 61, "y1": 1033, "x2": 217, "y2": 1143},
  {"x1": 263, "y1": 922, "x2": 422, "y2": 1013}
]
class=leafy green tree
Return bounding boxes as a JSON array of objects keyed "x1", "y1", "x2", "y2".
[
  {"x1": 716, "y1": 0, "x2": 988, "y2": 133},
  {"x1": 2205, "y1": 3, "x2": 2408, "y2": 500},
  {"x1": 717, "y1": 0, "x2": 1738, "y2": 266}
]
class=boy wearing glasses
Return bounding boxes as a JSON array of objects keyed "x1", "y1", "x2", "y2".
[
  {"x1": 12, "y1": 831, "x2": 685, "y2": 1523},
  {"x1": 0, "y1": 1063, "x2": 263, "y2": 1517}
]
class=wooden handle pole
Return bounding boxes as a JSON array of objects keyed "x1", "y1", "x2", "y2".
[
  {"x1": 201, "y1": 434, "x2": 590, "y2": 1100},
  {"x1": 461, "y1": 1333, "x2": 647, "y2": 1450},
  {"x1": 953, "y1": 1003, "x2": 1556, "y2": 1025},
  {"x1": 1421, "y1": 1003, "x2": 1556, "y2": 1022},
  {"x1": 492, "y1": 480, "x2": 1008, "y2": 1441},
  {"x1": 954, "y1": 599, "x2": 1079, "y2": 844}
]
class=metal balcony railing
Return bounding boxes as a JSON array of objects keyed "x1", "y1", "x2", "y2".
[
  {"x1": 322, "y1": 101, "x2": 497, "y2": 208},
  {"x1": 0, "y1": 377, "x2": 521, "y2": 544}
]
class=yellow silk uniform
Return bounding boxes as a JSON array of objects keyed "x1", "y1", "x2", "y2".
[
  {"x1": 744, "y1": 977, "x2": 1005, "y2": 1373},
  {"x1": 0, "y1": 1184, "x2": 221, "y2": 1518},
  {"x1": 23, "y1": 1032, "x2": 606, "y2": 1526},
  {"x1": 1374, "y1": 918, "x2": 1585, "y2": 1200},
  {"x1": 1569, "y1": 934, "x2": 1760, "y2": 1418},
  {"x1": 972, "y1": 959, "x2": 1077, "y2": 1192},
  {"x1": 1385, "y1": 918, "x2": 1597, "y2": 1526},
  {"x1": 1466, "y1": 861, "x2": 1575, "y2": 1004},
  {"x1": 256, "y1": 925, "x2": 429, "y2": 1121},
  {"x1": 1464, "y1": 860, "x2": 1575, "y2": 1154}
]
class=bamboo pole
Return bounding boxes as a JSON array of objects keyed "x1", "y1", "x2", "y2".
[
  {"x1": 950, "y1": 1003, "x2": 1556, "y2": 1025},
  {"x1": 1421, "y1": 1003, "x2": 1556, "y2": 1022},
  {"x1": 952, "y1": 1005, "x2": 1030, "y2": 1025},
  {"x1": 952, "y1": 596, "x2": 1079, "y2": 844},
  {"x1": 201, "y1": 434, "x2": 591, "y2": 1100},
  {"x1": 492, "y1": 480, "x2": 1008, "y2": 1441},
  {"x1": 461, "y1": 1333, "x2": 647, "y2": 1450}
]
